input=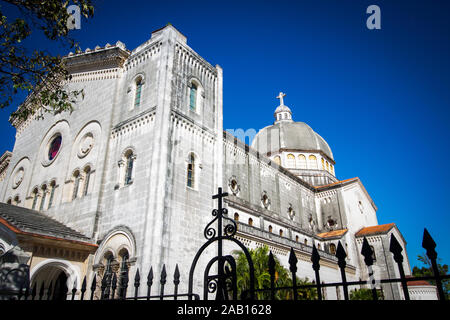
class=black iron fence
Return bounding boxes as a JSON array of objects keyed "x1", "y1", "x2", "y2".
[{"x1": 1, "y1": 188, "x2": 449, "y2": 300}]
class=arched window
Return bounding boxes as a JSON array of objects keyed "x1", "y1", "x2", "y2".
[
  {"x1": 234, "y1": 213, "x2": 239, "y2": 221},
  {"x1": 298, "y1": 154, "x2": 307, "y2": 169},
  {"x1": 83, "y1": 166, "x2": 91, "y2": 196},
  {"x1": 330, "y1": 164, "x2": 334, "y2": 175},
  {"x1": 39, "y1": 185, "x2": 47, "y2": 211},
  {"x1": 31, "y1": 188, "x2": 39, "y2": 210},
  {"x1": 187, "y1": 153, "x2": 195, "y2": 188},
  {"x1": 296, "y1": 235, "x2": 299, "y2": 242},
  {"x1": 118, "y1": 248, "x2": 129, "y2": 266},
  {"x1": 125, "y1": 151, "x2": 134, "y2": 186},
  {"x1": 308, "y1": 155, "x2": 318, "y2": 169},
  {"x1": 279, "y1": 229, "x2": 283, "y2": 237},
  {"x1": 103, "y1": 252, "x2": 114, "y2": 281},
  {"x1": 48, "y1": 181, "x2": 56, "y2": 208},
  {"x1": 248, "y1": 218, "x2": 253, "y2": 226},
  {"x1": 134, "y1": 78, "x2": 143, "y2": 108},
  {"x1": 326, "y1": 161, "x2": 330, "y2": 172},
  {"x1": 288, "y1": 206, "x2": 295, "y2": 219},
  {"x1": 189, "y1": 83, "x2": 197, "y2": 111},
  {"x1": 273, "y1": 156, "x2": 281, "y2": 166},
  {"x1": 72, "y1": 170, "x2": 81, "y2": 200},
  {"x1": 286, "y1": 154, "x2": 295, "y2": 168},
  {"x1": 304, "y1": 239, "x2": 308, "y2": 245},
  {"x1": 268, "y1": 225, "x2": 273, "y2": 233},
  {"x1": 261, "y1": 193, "x2": 270, "y2": 209},
  {"x1": 318, "y1": 243, "x2": 321, "y2": 250},
  {"x1": 321, "y1": 158, "x2": 325, "y2": 170},
  {"x1": 330, "y1": 243, "x2": 337, "y2": 255}
]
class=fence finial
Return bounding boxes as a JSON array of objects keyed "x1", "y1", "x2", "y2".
[
  {"x1": 311, "y1": 244, "x2": 320, "y2": 271},
  {"x1": 389, "y1": 234, "x2": 403, "y2": 263},
  {"x1": 361, "y1": 237, "x2": 374, "y2": 266},
  {"x1": 174, "y1": 264, "x2": 180, "y2": 285},
  {"x1": 134, "y1": 268, "x2": 140, "y2": 300},
  {"x1": 422, "y1": 228, "x2": 445, "y2": 300},
  {"x1": 80, "y1": 276, "x2": 87, "y2": 300},
  {"x1": 422, "y1": 228, "x2": 437, "y2": 259},
  {"x1": 90, "y1": 274, "x2": 97, "y2": 300},
  {"x1": 288, "y1": 247, "x2": 297, "y2": 274},
  {"x1": 336, "y1": 241, "x2": 347, "y2": 268}
]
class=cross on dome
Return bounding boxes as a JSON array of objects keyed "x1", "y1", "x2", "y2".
[
  {"x1": 274, "y1": 91, "x2": 293, "y2": 124},
  {"x1": 276, "y1": 92, "x2": 286, "y2": 106}
]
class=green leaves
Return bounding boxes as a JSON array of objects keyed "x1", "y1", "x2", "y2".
[
  {"x1": 232, "y1": 245, "x2": 317, "y2": 300},
  {"x1": 413, "y1": 253, "x2": 449, "y2": 300},
  {"x1": 0, "y1": 1, "x2": 95, "y2": 120}
]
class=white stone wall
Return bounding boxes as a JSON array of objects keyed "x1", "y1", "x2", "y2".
[{"x1": 1, "y1": 70, "x2": 120, "y2": 237}]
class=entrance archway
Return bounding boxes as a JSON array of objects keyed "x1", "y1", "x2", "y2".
[{"x1": 30, "y1": 260, "x2": 79, "y2": 300}]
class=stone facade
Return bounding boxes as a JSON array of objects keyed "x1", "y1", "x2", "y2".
[{"x1": 0, "y1": 25, "x2": 414, "y2": 299}]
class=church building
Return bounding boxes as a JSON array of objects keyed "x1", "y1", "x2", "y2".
[{"x1": 0, "y1": 25, "x2": 414, "y2": 300}]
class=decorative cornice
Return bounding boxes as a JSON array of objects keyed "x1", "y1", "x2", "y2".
[
  {"x1": 64, "y1": 42, "x2": 130, "y2": 74},
  {"x1": 175, "y1": 42, "x2": 218, "y2": 78},
  {"x1": 124, "y1": 41, "x2": 162, "y2": 71},
  {"x1": 0, "y1": 151, "x2": 12, "y2": 174},
  {"x1": 111, "y1": 107, "x2": 157, "y2": 138}
]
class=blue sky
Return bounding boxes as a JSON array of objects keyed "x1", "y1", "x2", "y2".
[{"x1": 1, "y1": 0, "x2": 450, "y2": 269}]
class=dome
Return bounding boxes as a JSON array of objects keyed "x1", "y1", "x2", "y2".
[
  {"x1": 274, "y1": 104, "x2": 292, "y2": 114},
  {"x1": 251, "y1": 120, "x2": 334, "y2": 161},
  {"x1": 252, "y1": 92, "x2": 334, "y2": 161}
]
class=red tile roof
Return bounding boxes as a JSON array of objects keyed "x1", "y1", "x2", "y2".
[
  {"x1": 317, "y1": 229, "x2": 348, "y2": 239},
  {"x1": 355, "y1": 223, "x2": 396, "y2": 237},
  {"x1": 406, "y1": 277, "x2": 433, "y2": 287},
  {"x1": 314, "y1": 177, "x2": 359, "y2": 189}
]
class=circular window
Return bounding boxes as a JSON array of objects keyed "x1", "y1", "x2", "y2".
[
  {"x1": 78, "y1": 133, "x2": 94, "y2": 158},
  {"x1": 48, "y1": 135, "x2": 62, "y2": 161},
  {"x1": 12, "y1": 167, "x2": 24, "y2": 189}
]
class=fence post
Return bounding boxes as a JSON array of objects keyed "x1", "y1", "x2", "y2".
[
  {"x1": 134, "y1": 268, "x2": 140, "y2": 300},
  {"x1": 422, "y1": 228, "x2": 445, "y2": 300},
  {"x1": 174, "y1": 264, "x2": 180, "y2": 300},
  {"x1": 90, "y1": 274, "x2": 97, "y2": 300},
  {"x1": 71, "y1": 279, "x2": 77, "y2": 300},
  {"x1": 268, "y1": 251, "x2": 276, "y2": 300},
  {"x1": 111, "y1": 273, "x2": 117, "y2": 299},
  {"x1": 288, "y1": 248, "x2": 298, "y2": 300},
  {"x1": 100, "y1": 272, "x2": 109, "y2": 300},
  {"x1": 311, "y1": 245, "x2": 322, "y2": 300},
  {"x1": 147, "y1": 267, "x2": 153, "y2": 300},
  {"x1": 361, "y1": 237, "x2": 378, "y2": 300},
  {"x1": 119, "y1": 258, "x2": 129, "y2": 300},
  {"x1": 160, "y1": 264, "x2": 167, "y2": 300},
  {"x1": 47, "y1": 281, "x2": 53, "y2": 300},
  {"x1": 336, "y1": 241, "x2": 349, "y2": 300},
  {"x1": 389, "y1": 234, "x2": 410, "y2": 300},
  {"x1": 39, "y1": 281, "x2": 45, "y2": 300},
  {"x1": 80, "y1": 276, "x2": 87, "y2": 300},
  {"x1": 31, "y1": 283, "x2": 36, "y2": 300}
]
